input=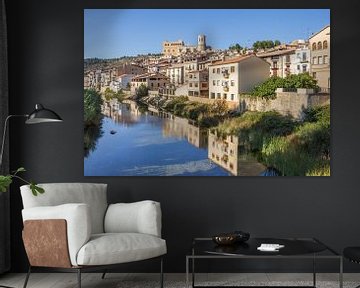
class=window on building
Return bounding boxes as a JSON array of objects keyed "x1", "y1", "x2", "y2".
[
  {"x1": 213, "y1": 80, "x2": 216, "y2": 86},
  {"x1": 211, "y1": 92, "x2": 215, "y2": 99},
  {"x1": 231, "y1": 94, "x2": 234, "y2": 101},
  {"x1": 217, "y1": 93, "x2": 221, "y2": 99},
  {"x1": 313, "y1": 57, "x2": 317, "y2": 65},
  {"x1": 230, "y1": 66, "x2": 235, "y2": 73},
  {"x1": 189, "y1": 83, "x2": 193, "y2": 87},
  {"x1": 317, "y1": 41, "x2": 322, "y2": 50},
  {"x1": 285, "y1": 55, "x2": 290, "y2": 62},
  {"x1": 195, "y1": 83, "x2": 198, "y2": 87},
  {"x1": 297, "y1": 65, "x2": 300, "y2": 70},
  {"x1": 217, "y1": 68, "x2": 220, "y2": 74},
  {"x1": 312, "y1": 72, "x2": 317, "y2": 78},
  {"x1": 230, "y1": 80, "x2": 235, "y2": 86},
  {"x1": 201, "y1": 83, "x2": 207, "y2": 88},
  {"x1": 188, "y1": 91, "x2": 193, "y2": 96},
  {"x1": 323, "y1": 55, "x2": 329, "y2": 64},
  {"x1": 323, "y1": 40, "x2": 328, "y2": 49},
  {"x1": 318, "y1": 56, "x2": 323, "y2": 64},
  {"x1": 194, "y1": 91, "x2": 199, "y2": 96},
  {"x1": 302, "y1": 65, "x2": 307, "y2": 72},
  {"x1": 217, "y1": 80, "x2": 220, "y2": 86},
  {"x1": 312, "y1": 43, "x2": 316, "y2": 50},
  {"x1": 212, "y1": 68, "x2": 215, "y2": 73},
  {"x1": 273, "y1": 62, "x2": 278, "y2": 68},
  {"x1": 302, "y1": 52, "x2": 307, "y2": 61},
  {"x1": 151, "y1": 83, "x2": 154, "y2": 87},
  {"x1": 223, "y1": 93, "x2": 227, "y2": 99},
  {"x1": 189, "y1": 74, "x2": 193, "y2": 79}
]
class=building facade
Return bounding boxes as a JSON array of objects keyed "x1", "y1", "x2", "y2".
[
  {"x1": 208, "y1": 55, "x2": 270, "y2": 102},
  {"x1": 309, "y1": 25, "x2": 330, "y2": 88},
  {"x1": 257, "y1": 47, "x2": 296, "y2": 78},
  {"x1": 290, "y1": 46, "x2": 311, "y2": 75},
  {"x1": 130, "y1": 72, "x2": 169, "y2": 93},
  {"x1": 162, "y1": 34, "x2": 208, "y2": 57},
  {"x1": 166, "y1": 64, "x2": 185, "y2": 86},
  {"x1": 188, "y1": 70, "x2": 209, "y2": 97}
]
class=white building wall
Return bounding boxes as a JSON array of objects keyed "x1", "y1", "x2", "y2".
[
  {"x1": 290, "y1": 47, "x2": 310, "y2": 75},
  {"x1": 209, "y1": 63, "x2": 240, "y2": 102}
]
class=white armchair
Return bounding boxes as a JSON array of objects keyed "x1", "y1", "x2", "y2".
[{"x1": 20, "y1": 183, "x2": 166, "y2": 288}]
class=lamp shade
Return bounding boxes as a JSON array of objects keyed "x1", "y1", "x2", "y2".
[{"x1": 25, "y1": 104, "x2": 63, "y2": 124}]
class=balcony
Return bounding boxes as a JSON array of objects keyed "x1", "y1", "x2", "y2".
[{"x1": 223, "y1": 86, "x2": 229, "y2": 92}]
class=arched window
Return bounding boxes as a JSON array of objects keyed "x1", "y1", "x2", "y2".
[
  {"x1": 323, "y1": 40, "x2": 328, "y2": 49},
  {"x1": 317, "y1": 41, "x2": 322, "y2": 50},
  {"x1": 312, "y1": 43, "x2": 316, "y2": 50}
]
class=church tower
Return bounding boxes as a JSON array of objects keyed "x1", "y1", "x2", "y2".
[{"x1": 197, "y1": 34, "x2": 206, "y2": 51}]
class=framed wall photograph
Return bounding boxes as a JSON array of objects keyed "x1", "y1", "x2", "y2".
[{"x1": 83, "y1": 9, "x2": 330, "y2": 176}]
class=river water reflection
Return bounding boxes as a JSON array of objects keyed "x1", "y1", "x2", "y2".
[{"x1": 84, "y1": 100, "x2": 269, "y2": 176}]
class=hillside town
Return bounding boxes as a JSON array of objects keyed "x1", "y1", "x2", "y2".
[
  {"x1": 84, "y1": 25, "x2": 330, "y2": 107},
  {"x1": 84, "y1": 23, "x2": 330, "y2": 177}
]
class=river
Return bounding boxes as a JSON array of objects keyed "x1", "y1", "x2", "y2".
[{"x1": 84, "y1": 100, "x2": 271, "y2": 176}]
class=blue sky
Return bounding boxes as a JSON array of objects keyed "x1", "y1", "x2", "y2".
[{"x1": 84, "y1": 9, "x2": 330, "y2": 59}]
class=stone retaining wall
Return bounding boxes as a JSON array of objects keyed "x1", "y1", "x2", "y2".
[{"x1": 239, "y1": 88, "x2": 330, "y2": 120}]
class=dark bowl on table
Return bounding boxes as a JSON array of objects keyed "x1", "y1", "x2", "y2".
[{"x1": 212, "y1": 231, "x2": 250, "y2": 246}]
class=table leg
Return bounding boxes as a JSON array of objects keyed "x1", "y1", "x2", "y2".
[
  {"x1": 192, "y1": 257, "x2": 195, "y2": 288},
  {"x1": 339, "y1": 257, "x2": 343, "y2": 288},
  {"x1": 186, "y1": 257, "x2": 189, "y2": 288},
  {"x1": 313, "y1": 254, "x2": 316, "y2": 287}
]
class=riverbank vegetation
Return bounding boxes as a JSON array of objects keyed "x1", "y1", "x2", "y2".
[
  {"x1": 84, "y1": 89, "x2": 103, "y2": 126},
  {"x1": 84, "y1": 89, "x2": 104, "y2": 155},
  {"x1": 213, "y1": 105, "x2": 330, "y2": 176},
  {"x1": 162, "y1": 96, "x2": 229, "y2": 128},
  {"x1": 103, "y1": 87, "x2": 126, "y2": 102},
  {"x1": 249, "y1": 73, "x2": 319, "y2": 100}
]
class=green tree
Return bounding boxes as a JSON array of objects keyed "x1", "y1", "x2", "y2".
[
  {"x1": 136, "y1": 84, "x2": 149, "y2": 98},
  {"x1": 104, "y1": 87, "x2": 115, "y2": 101},
  {"x1": 229, "y1": 43, "x2": 243, "y2": 52},
  {"x1": 84, "y1": 89, "x2": 103, "y2": 126},
  {"x1": 250, "y1": 73, "x2": 318, "y2": 100},
  {"x1": 274, "y1": 40, "x2": 281, "y2": 46}
]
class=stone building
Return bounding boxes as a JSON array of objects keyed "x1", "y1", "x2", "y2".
[
  {"x1": 130, "y1": 72, "x2": 169, "y2": 93},
  {"x1": 257, "y1": 46, "x2": 297, "y2": 77},
  {"x1": 309, "y1": 25, "x2": 330, "y2": 89},
  {"x1": 162, "y1": 34, "x2": 208, "y2": 57}
]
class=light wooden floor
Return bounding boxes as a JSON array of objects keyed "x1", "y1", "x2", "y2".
[{"x1": 0, "y1": 273, "x2": 359, "y2": 288}]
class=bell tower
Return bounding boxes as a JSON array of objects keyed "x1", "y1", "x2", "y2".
[{"x1": 197, "y1": 34, "x2": 206, "y2": 51}]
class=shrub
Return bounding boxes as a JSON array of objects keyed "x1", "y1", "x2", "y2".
[
  {"x1": 136, "y1": 84, "x2": 149, "y2": 98},
  {"x1": 84, "y1": 89, "x2": 103, "y2": 126},
  {"x1": 250, "y1": 73, "x2": 319, "y2": 100}
]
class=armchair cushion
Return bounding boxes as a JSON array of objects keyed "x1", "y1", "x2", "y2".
[
  {"x1": 20, "y1": 183, "x2": 108, "y2": 234},
  {"x1": 104, "y1": 200, "x2": 162, "y2": 237},
  {"x1": 22, "y1": 203, "x2": 91, "y2": 266},
  {"x1": 76, "y1": 233, "x2": 167, "y2": 266}
]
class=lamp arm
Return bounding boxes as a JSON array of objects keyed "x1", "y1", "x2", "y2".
[{"x1": 0, "y1": 114, "x2": 28, "y2": 169}]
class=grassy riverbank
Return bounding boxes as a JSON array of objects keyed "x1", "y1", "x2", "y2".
[
  {"x1": 159, "y1": 96, "x2": 230, "y2": 127},
  {"x1": 214, "y1": 105, "x2": 330, "y2": 176}
]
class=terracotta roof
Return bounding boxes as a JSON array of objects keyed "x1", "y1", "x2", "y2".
[
  {"x1": 132, "y1": 72, "x2": 168, "y2": 80},
  {"x1": 256, "y1": 48, "x2": 296, "y2": 58},
  {"x1": 208, "y1": 55, "x2": 254, "y2": 66}
]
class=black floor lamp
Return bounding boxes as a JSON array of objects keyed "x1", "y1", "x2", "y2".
[
  {"x1": 0, "y1": 103, "x2": 63, "y2": 167},
  {"x1": 0, "y1": 103, "x2": 62, "y2": 288}
]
